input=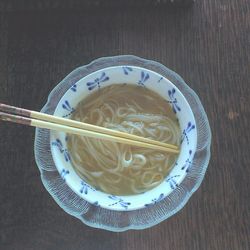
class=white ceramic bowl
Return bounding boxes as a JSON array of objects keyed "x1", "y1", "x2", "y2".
[
  {"x1": 35, "y1": 55, "x2": 211, "y2": 231},
  {"x1": 50, "y1": 65, "x2": 197, "y2": 211}
]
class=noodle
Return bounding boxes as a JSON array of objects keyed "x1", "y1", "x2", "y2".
[{"x1": 67, "y1": 84, "x2": 180, "y2": 195}]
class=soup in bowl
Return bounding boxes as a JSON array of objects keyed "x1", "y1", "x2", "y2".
[{"x1": 50, "y1": 66, "x2": 197, "y2": 211}]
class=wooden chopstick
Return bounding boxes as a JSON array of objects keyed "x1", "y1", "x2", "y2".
[
  {"x1": 0, "y1": 103, "x2": 179, "y2": 150},
  {"x1": 0, "y1": 104, "x2": 180, "y2": 154},
  {"x1": 0, "y1": 111, "x2": 179, "y2": 154}
]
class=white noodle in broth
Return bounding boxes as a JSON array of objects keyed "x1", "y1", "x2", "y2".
[{"x1": 67, "y1": 84, "x2": 181, "y2": 195}]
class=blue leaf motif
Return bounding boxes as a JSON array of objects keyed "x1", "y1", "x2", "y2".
[
  {"x1": 181, "y1": 122, "x2": 195, "y2": 145},
  {"x1": 108, "y1": 195, "x2": 131, "y2": 209},
  {"x1": 62, "y1": 100, "x2": 75, "y2": 117},
  {"x1": 99, "y1": 72, "x2": 109, "y2": 82},
  {"x1": 52, "y1": 139, "x2": 63, "y2": 153},
  {"x1": 181, "y1": 150, "x2": 193, "y2": 172},
  {"x1": 51, "y1": 138, "x2": 64, "y2": 152},
  {"x1": 158, "y1": 77, "x2": 163, "y2": 83},
  {"x1": 64, "y1": 151, "x2": 71, "y2": 162},
  {"x1": 62, "y1": 100, "x2": 70, "y2": 111},
  {"x1": 166, "y1": 175, "x2": 180, "y2": 190},
  {"x1": 187, "y1": 122, "x2": 195, "y2": 132},
  {"x1": 87, "y1": 72, "x2": 110, "y2": 91},
  {"x1": 70, "y1": 84, "x2": 77, "y2": 92},
  {"x1": 80, "y1": 181, "x2": 96, "y2": 194},
  {"x1": 60, "y1": 169, "x2": 69, "y2": 181},
  {"x1": 56, "y1": 138, "x2": 63, "y2": 146},
  {"x1": 138, "y1": 71, "x2": 150, "y2": 86},
  {"x1": 122, "y1": 66, "x2": 133, "y2": 75},
  {"x1": 145, "y1": 193, "x2": 165, "y2": 207},
  {"x1": 168, "y1": 88, "x2": 181, "y2": 113},
  {"x1": 93, "y1": 201, "x2": 99, "y2": 207},
  {"x1": 156, "y1": 193, "x2": 165, "y2": 202},
  {"x1": 52, "y1": 138, "x2": 71, "y2": 162},
  {"x1": 87, "y1": 84, "x2": 96, "y2": 91}
]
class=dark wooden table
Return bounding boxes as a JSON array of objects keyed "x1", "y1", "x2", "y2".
[{"x1": 0, "y1": 1, "x2": 249, "y2": 249}]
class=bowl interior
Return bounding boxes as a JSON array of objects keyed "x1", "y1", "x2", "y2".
[{"x1": 50, "y1": 66, "x2": 197, "y2": 211}]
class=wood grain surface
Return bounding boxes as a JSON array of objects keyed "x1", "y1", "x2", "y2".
[{"x1": 0, "y1": 0, "x2": 249, "y2": 249}]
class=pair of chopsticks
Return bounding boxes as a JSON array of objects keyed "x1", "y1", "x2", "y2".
[{"x1": 0, "y1": 103, "x2": 179, "y2": 154}]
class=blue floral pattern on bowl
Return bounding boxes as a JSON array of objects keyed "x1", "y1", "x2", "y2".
[
  {"x1": 70, "y1": 83, "x2": 77, "y2": 92},
  {"x1": 138, "y1": 71, "x2": 150, "y2": 86},
  {"x1": 144, "y1": 193, "x2": 165, "y2": 207},
  {"x1": 86, "y1": 72, "x2": 109, "y2": 91},
  {"x1": 80, "y1": 181, "x2": 96, "y2": 194},
  {"x1": 168, "y1": 88, "x2": 181, "y2": 113},
  {"x1": 108, "y1": 195, "x2": 131, "y2": 209},
  {"x1": 122, "y1": 66, "x2": 133, "y2": 75},
  {"x1": 166, "y1": 175, "x2": 181, "y2": 190},
  {"x1": 52, "y1": 139, "x2": 71, "y2": 162},
  {"x1": 158, "y1": 77, "x2": 163, "y2": 83},
  {"x1": 60, "y1": 169, "x2": 70, "y2": 181},
  {"x1": 62, "y1": 100, "x2": 75, "y2": 118},
  {"x1": 181, "y1": 150, "x2": 193, "y2": 173},
  {"x1": 181, "y1": 121, "x2": 196, "y2": 145}
]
